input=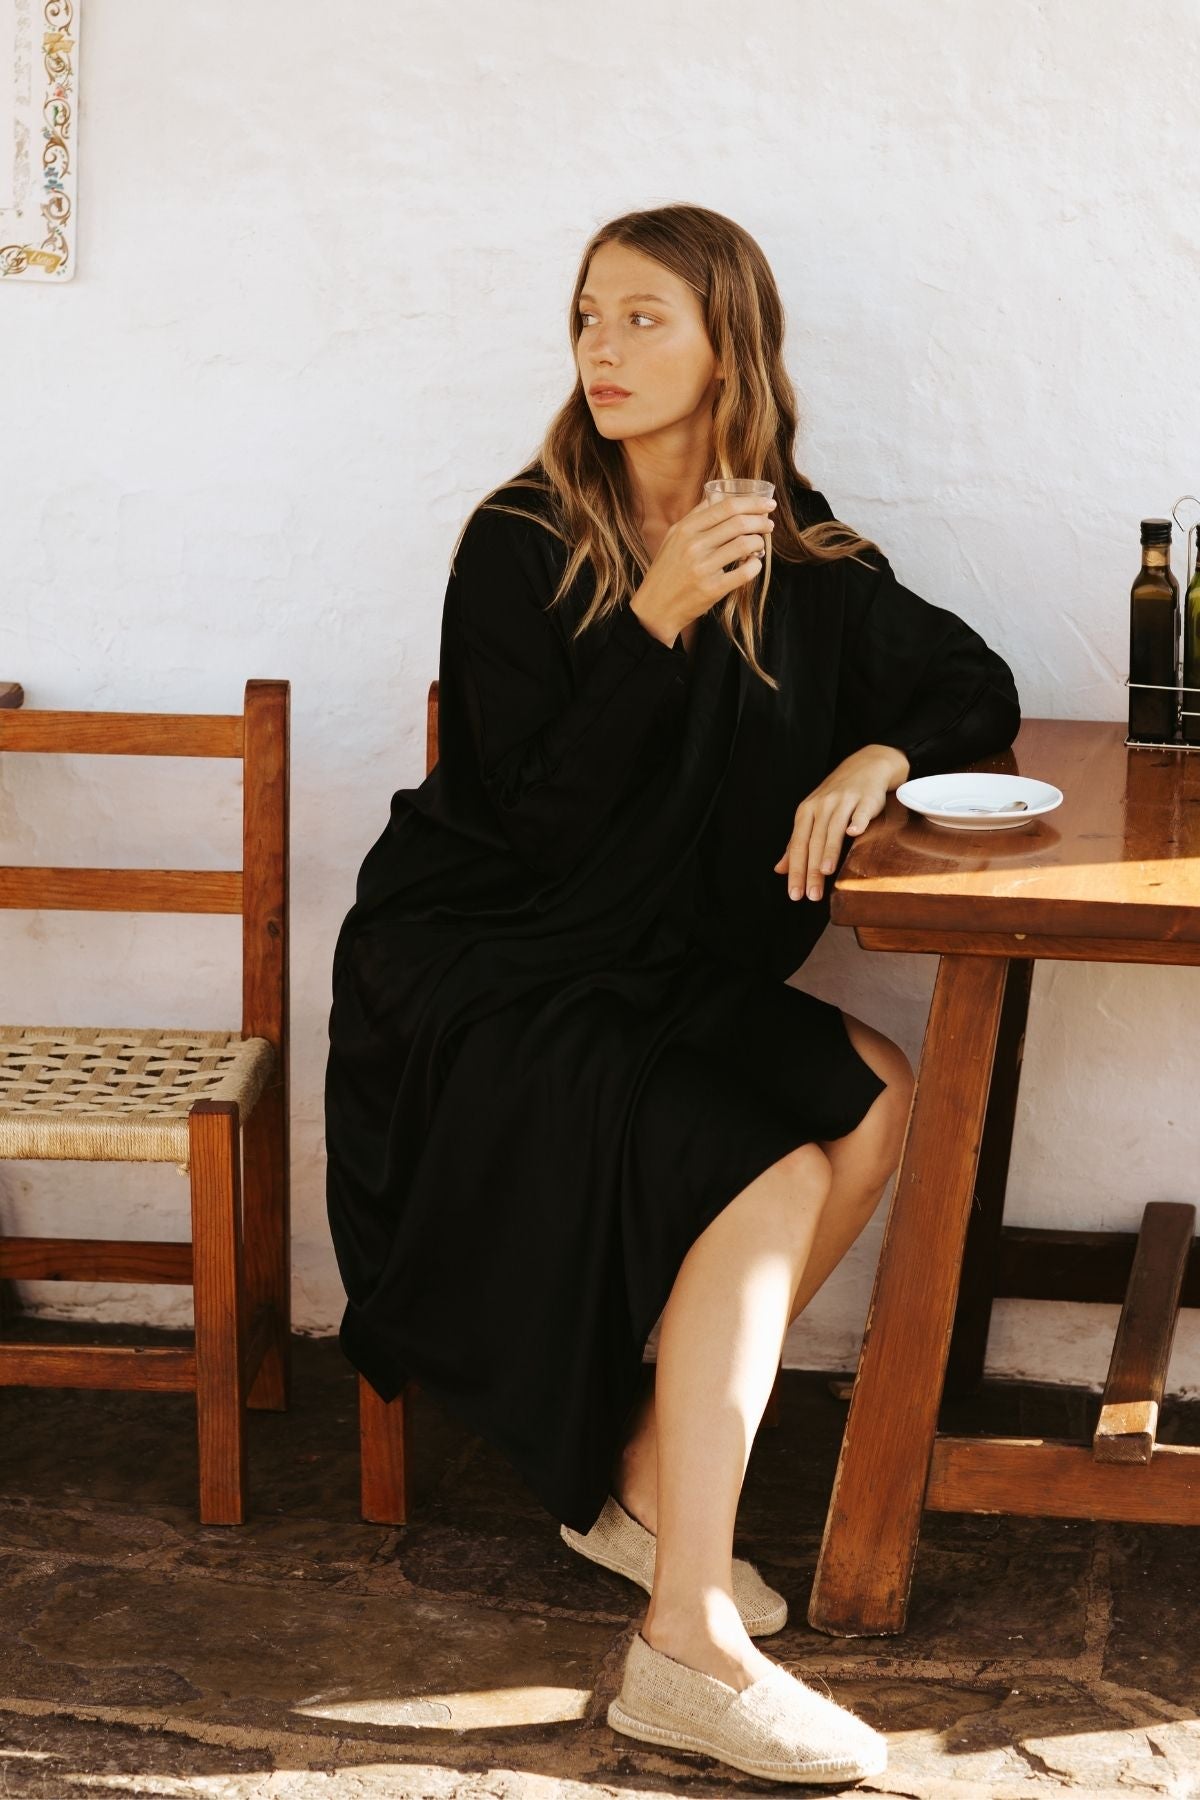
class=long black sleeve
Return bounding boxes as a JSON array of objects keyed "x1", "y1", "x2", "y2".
[
  {"x1": 443, "y1": 506, "x2": 688, "y2": 879},
  {"x1": 830, "y1": 544, "x2": 1021, "y2": 779}
]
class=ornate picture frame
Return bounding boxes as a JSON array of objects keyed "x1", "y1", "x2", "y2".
[{"x1": 1, "y1": 0, "x2": 76, "y2": 280}]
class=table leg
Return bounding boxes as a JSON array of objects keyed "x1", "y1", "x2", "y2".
[
  {"x1": 807, "y1": 953, "x2": 1012, "y2": 1636},
  {"x1": 945, "y1": 958, "x2": 1033, "y2": 1397}
]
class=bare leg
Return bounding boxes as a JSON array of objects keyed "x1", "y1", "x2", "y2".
[
  {"x1": 612, "y1": 1014, "x2": 913, "y2": 1537},
  {"x1": 786, "y1": 1015, "x2": 913, "y2": 1319},
  {"x1": 637, "y1": 1139, "x2": 833, "y2": 1689}
]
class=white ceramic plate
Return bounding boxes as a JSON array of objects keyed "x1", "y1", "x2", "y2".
[{"x1": 896, "y1": 772, "x2": 1064, "y2": 832}]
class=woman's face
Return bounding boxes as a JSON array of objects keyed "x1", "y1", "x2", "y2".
[{"x1": 576, "y1": 241, "x2": 721, "y2": 445}]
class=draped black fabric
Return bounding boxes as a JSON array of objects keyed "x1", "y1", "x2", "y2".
[{"x1": 323, "y1": 472, "x2": 1020, "y2": 1531}]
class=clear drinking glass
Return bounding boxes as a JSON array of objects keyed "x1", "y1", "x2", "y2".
[
  {"x1": 703, "y1": 477, "x2": 775, "y2": 583},
  {"x1": 703, "y1": 478, "x2": 775, "y2": 502}
]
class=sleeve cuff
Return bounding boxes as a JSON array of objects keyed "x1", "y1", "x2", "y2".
[{"x1": 611, "y1": 601, "x2": 687, "y2": 662}]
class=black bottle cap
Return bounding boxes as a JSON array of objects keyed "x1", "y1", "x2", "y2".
[{"x1": 1140, "y1": 518, "x2": 1173, "y2": 544}]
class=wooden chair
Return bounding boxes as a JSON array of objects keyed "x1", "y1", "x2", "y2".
[
  {"x1": 0, "y1": 678, "x2": 290, "y2": 1525},
  {"x1": 358, "y1": 679, "x2": 781, "y2": 1523}
]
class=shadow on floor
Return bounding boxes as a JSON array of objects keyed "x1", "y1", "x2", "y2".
[{"x1": 1, "y1": 1318, "x2": 1197, "y2": 1798}]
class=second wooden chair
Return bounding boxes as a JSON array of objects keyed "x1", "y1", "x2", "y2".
[{"x1": 0, "y1": 678, "x2": 290, "y2": 1524}]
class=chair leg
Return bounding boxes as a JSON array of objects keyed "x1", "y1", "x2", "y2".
[
  {"x1": 359, "y1": 1373, "x2": 413, "y2": 1523},
  {"x1": 0, "y1": 1273, "x2": 20, "y2": 1330},
  {"x1": 189, "y1": 1099, "x2": 248, "y2": 1524},
  {"x1": 241, "y1": 1075, "x2": 291, "y2": 1411}
]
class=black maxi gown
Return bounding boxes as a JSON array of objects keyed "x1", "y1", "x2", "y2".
[{"x1": 323, "y1": 471, "x2": 1021, "y2": 1534}]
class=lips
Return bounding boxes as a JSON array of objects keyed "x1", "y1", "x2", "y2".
[{"x1": 589, "y1": 385, "x2": 631, "y2": 399}]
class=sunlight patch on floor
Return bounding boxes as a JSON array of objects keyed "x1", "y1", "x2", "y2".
[{"x1": 293, "y1": 1683, "x2": 593, "y2": 1728}]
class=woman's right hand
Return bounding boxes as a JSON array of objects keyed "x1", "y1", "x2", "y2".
[{"x1": 630, "y1": 493, "x2": 777, "y2": 646}]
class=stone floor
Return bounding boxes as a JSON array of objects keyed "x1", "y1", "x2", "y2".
[{"x1": 1, "y1": 1320, "x2": 1198, "y2": 1799}]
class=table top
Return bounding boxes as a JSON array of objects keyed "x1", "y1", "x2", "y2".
[{"x1": 831, "y1": 719, "x2": 1200, "y2": 944}]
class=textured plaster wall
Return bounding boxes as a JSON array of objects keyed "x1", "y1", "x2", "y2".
[{"x1": 3, "y1": 0, "x2": 1199, "y2": 1391}]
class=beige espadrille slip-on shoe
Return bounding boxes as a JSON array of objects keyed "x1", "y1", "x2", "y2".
[
  {"x1": 607, "y1": 1630, "x2": 887, "y2": 1785},
  {"x1": 560, "y1": 1493, "x2": 787, "y2": 1636}
]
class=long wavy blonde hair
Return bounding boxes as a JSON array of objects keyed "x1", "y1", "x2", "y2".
[{"x1": 454, "y1": 203, "x2": 879, "y2": 691}]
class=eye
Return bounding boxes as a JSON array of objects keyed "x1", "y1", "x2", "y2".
[{"x1": 577, "y1": 311, "x2": 658, "y2": 328}]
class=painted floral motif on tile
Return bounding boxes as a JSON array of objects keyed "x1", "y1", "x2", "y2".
[{"x1": 1, "y1": 0, "x2": 76, "y2": 280}]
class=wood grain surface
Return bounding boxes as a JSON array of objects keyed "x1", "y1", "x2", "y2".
[
  {"x1": 928, "y1": 1435, "x2": 1200, "y2": 1525},
  {"x1": 832, "y1": 719, "x2": 1200, "y2": 944},
  {"x1": 1093, "y1": 1201, "x2": 1196, "y2": 1464},
  {"x1": 808, "y1": 954, "x2": 1011, "y2": 1636}
]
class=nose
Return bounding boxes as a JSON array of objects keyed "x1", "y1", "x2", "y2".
[{"x1": 583, "y1": 324, "x2": 621, "y2": 368}]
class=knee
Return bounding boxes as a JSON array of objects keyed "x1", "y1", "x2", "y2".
[
  {"x1": 776, "y1": 1141, "x2": 835, "y2": 1220},
  {"x1": 722, "y1": 1143, "x2": 833, "y2": 1264},
  {"x1": 862, "y1": 1055, "x2": 914, "y2": 1189},
  {"x1": 875, "y1": 1061, "x2": 914, "y2": 1176},
  {"x1": 878, "y1": 1041, "x2": 915, "y2": 1131},
  {"x1": 840, "y1": 1025, "x2": 915, "y2": 1194}
]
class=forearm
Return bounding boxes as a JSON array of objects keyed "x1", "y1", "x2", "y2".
[
  {"x1": 774, "y1": 742, "x2": 909, "y2": 905},
  {"x1": 628, "y1": 586, "x2": 687, "y2": 650},
  {"x1": 894, "y1": 672, "x2": 1020, "y2": 780},
  {"x1": 859, "y1": 743, "x2": 910, "y2": 790}
]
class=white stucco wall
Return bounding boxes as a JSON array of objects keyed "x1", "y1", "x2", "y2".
[{"x1": 3, "y1": 0, "x2": 1199, "y2": 1392}]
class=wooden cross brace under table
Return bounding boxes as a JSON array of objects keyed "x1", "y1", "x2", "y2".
[{"x1": 808, "y1": 718, "x2": 1200, "y2": 1637}]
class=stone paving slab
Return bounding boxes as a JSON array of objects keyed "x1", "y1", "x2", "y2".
[{"x1": 1, "y1": 1326, "x2": 1199, "y2": 1798}]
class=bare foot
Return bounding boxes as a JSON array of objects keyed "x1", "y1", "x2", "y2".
[{"x1": 641, "y1": 1590, "x2": 778, "y2": 1692}]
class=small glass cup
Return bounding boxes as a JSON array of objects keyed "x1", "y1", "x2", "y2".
[
  {"x1": 703, "y1": 478, "x2": 775, "y2": 503},
  {"x1": 703, "y1": 477, "x2": 775, "y2": 581}
]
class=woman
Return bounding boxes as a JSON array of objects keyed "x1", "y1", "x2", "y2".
[{"x1": 324, "y1": 203, "x2": 1020, "y2": 1785}]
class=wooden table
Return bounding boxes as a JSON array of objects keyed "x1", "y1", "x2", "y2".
[{"x1": 808, "y1": 717, "x2": 1200, "y2": 1637}]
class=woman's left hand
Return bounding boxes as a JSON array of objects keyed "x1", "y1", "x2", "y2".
[{"x1": 773, "y1": 744, "x2": 910, "y2": 903}]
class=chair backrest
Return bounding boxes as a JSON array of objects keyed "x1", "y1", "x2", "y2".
[
  {"x1": 426, "y1": 679, "x2": 439, "y2": 776},
  {"x1": 0, "y1": 680, "x2": 289, "y2": 1049}
]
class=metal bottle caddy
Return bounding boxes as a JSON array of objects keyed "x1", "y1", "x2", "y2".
[{"x1": 1125, "y1": 493, "x2": 1200, "y2": 752}]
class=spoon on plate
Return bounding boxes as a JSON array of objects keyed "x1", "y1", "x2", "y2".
[{"x1": 938, "y1": 799, "x2": 1029, "y2": 815}]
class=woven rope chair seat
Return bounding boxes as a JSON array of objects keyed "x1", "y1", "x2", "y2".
[{"x1": 0, "y1": 1027, "x2": 276, "y2": 1166}]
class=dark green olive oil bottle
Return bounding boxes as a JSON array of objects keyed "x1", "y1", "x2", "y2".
[
  {"x1": 1128, "y1": 518, "x2": 1180, "y2": 744},
  {"x1": 1183, "y1": 524, "x2": 1200, "y2": 746}
]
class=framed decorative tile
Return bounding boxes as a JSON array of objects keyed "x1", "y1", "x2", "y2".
[{"x1": 1, "y1": 0, "x2": 76, "y2": 280}]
